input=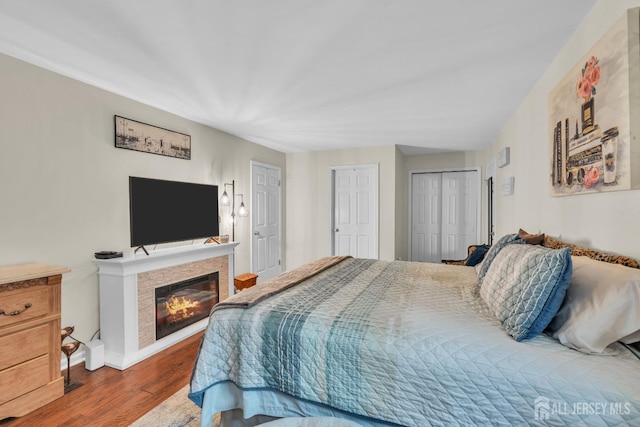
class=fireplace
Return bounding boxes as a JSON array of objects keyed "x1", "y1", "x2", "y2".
[
  {"x1": 155, "y1": 272, "x2": 219, "y2": 340},
  {"x1": 95, "y1": 242, "x2": 237, "y2": 370}
]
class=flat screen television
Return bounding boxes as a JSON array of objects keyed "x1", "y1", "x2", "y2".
[{"x1": 129, "y1": 176, "x2": 219, "y2": 247}]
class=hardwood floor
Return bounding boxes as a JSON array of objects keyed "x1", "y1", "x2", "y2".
[{"x1": 0, "y1": 331, "x2": 203, "y2": 427}]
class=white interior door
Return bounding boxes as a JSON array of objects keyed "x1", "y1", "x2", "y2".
[
  {"x1": 332, "y1": 165, "x2": 379, "y2": 259},
  {"x1": 252, "y1": 163, "x2": 281, "y2": 282},
  {"x1": 410, "y1": 170, "x2": 479, "y2": 262}
]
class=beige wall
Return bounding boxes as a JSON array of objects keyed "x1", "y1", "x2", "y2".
[
  {"x1": 482, "y1": 0, "x2": 640, "y2": 259},
  {"x1": 285, "y1": 148, "x2": 489, "y2": 267},
  {"x1": 285, "y1": 146, "x2": 398, "y2": 269},
  {"x1": 0, "y1": 53, "x2": 285, "y2": 344},
  {"x1": 394, "y1": 146, "x2": 407, "y2": 261}
]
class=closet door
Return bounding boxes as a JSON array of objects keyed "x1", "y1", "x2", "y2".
[
  {"x1": 441, "y1": 172, "x2": 477, "y2": 260},
  {"x1": 411, "y1": 173, "x2": 442, "y2": 262},
  {"x1": 410, "y1": 171, "x2": 478, "y2": 262}
]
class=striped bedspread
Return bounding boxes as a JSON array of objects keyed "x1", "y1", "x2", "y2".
[{"x1": 189, "y1": 258, "x2": 640, "y2": 426}]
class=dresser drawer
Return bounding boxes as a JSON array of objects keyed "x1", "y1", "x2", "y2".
[
  {"x1": 0, "y1": 286, "x2": 50, "y2": 329},
  {"x1": 0, "y1": 355, "x2": 49, "y2": 406},
  {"x1": 0, "y1": 324, "x2": 50, "y2": 371}
]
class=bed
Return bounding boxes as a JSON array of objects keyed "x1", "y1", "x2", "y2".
[{"x1": 189, "y1": 234, "x2": 640, "y2": 426}]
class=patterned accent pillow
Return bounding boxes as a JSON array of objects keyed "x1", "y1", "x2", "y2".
[
  {"x1": 476, "y1": 233, "x2": 524, "y2": 285},
  {"x1": 543, "y1": 235, "x2": 639, "y2": 269},
  {"x1": 480, "y1": 244, "x2": 572, "y2": 341}
]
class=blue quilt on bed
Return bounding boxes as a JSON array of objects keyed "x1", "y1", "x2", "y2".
[{"x1": 190, "y1": 258, "x2": 640, "y2": 426}]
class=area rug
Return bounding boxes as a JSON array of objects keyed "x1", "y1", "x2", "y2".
[{"x1": 130, "y1": 384, "x2": 220, "y2": 427}]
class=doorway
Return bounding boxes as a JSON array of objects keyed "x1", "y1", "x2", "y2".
[
  {"x1": 251, "y1": 162, "x2": 282, "y2": 282},
  {"x1": 330, "y1": 164, "x2": 379, "y2": 259},
  {"x1": 409, "y1": 169, "x2": 480, "y2": 262}
]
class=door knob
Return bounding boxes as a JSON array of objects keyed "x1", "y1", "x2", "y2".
[
  {"x1": 254, "y1": 231, "x2": 260, "y2": 236},
  {"x1": 334, "y1": 228, "x2": 339, "y2": 232}
]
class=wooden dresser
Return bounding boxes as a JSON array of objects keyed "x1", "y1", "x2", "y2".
[{"x1": 0, "y1": 263, "x2": 69, "y2": 419}]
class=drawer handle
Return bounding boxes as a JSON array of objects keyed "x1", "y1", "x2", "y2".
[{"x1": 0, "y1": 302, "x2": 32, "y2": 316}]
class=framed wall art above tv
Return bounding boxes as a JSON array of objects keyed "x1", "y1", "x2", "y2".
[
  {"x1": 548, "y1": 7, "x2": 640, "y2": 197},
  {"x1": 115, "y1": 115, "x2": 191, "y2": 160}
]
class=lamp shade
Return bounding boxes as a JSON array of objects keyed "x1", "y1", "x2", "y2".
[
  {"x1": 238, "y1": 202, "x2": 248, "y2": 217},
  {"x1": 220, "y1": 189, "x2": 230, "y2": 206}
]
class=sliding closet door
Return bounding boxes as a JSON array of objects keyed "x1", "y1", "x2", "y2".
[
  {"x1": 441, "y1": 171, "x2": 478, "y2": 260},
  {"x1": 411, "y1": 173, "x2": 442, "y2": 262},
  {"x1": 410, "y1": 170, "x2": 478, "y2": 262}
]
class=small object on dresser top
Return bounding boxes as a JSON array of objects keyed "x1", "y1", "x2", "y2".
[{"x1": 94, "y1": 251, "x2": 123, "y2": 259}]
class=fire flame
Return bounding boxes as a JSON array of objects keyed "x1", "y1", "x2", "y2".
[{"x1": 164, "y1": 295, "x2": 200, "y2": 319}]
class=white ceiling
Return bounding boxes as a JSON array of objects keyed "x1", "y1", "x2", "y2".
[{"x1": 0, "y1": 1, "x2": 597, "y2": 154}]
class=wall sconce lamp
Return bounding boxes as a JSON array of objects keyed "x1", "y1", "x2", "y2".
[{"x1": 220, "y1": 180, "x2": 248, "y2": 241}]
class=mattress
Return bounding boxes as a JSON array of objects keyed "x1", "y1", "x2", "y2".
[{"x1": 190, "y1": 257, "x2": 640, "y2": 426}]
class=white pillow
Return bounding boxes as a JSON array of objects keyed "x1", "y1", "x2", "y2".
[
  {"x1": 547, "y1": 256, "x2": 640, "y2": 353},
  {"x1": 621, "y1": 330, "x2": 640, "y2": 344}
]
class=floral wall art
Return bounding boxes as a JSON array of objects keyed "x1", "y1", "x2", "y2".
[{"x1": 548, "y1": 8, "x2": 640, "y2": 196}]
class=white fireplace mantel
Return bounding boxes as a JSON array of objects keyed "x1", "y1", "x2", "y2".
[{"x1": 95, "y1": 242, "x2": 238, "y2": 370}]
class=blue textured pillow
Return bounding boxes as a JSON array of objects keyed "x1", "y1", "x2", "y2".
[
  {"x1": 476, "y1": 234, "x2": 525, "y2": 285},
  {"x1": 465, "y1": 245, "x2": 490, "y2": 267},
  {"x1": 479, "y1": 244, "x2": 572, "y2": 341}
]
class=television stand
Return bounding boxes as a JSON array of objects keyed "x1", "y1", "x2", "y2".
[{"x1": 134, "y1": 245, "x2": 149, "y2": 256}]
